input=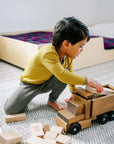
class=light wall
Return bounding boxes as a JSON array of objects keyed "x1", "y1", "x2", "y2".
[{"x1": 0, "y1": 0, "x2": 114, "y2": 33}]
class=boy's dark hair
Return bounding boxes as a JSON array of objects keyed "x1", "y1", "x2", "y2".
[{"x1": 52, "y1": 17, "x2": 90, "y2": 49}]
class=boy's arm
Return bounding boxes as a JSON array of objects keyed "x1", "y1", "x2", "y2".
[
  {"x1": 42, "y1": 52, "x2": 103, "y2": 95},
  {"x1": 67, "y1": 59, "x2": 76, "y2": 92},
  {"x1": 66, "y1": 58, "x2": 88, "y2": 92},
  {"x1": 42, "y1": 52, "x2": 86, "y2": 86}
]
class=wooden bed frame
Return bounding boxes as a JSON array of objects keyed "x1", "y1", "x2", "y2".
[{"x1": 0, "y1": 36, "x2": 114, "y2": 70}]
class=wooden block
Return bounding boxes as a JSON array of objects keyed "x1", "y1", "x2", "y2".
[
  {"x1": 92, "y1": 88, "x2": 114, "y2": 99},
  {"x1": 56, "y1": 116, "x2": 68, "y2": 133},
  {"x1": 74, "y1": 87, "x2": 93, "y2": 99},
  {"x1": 56, "y1": 134, "x2": 71, "y2": 144},
  {"x1": 85, "y1": 86, "x2": 97, "y2": 93},
  {"x1": 101, "y1": 88, "x2": 114, "y2": 95},
  {"x1": 73, "y1": 94, "x2": 91, "y2": 120},
  {"x1": 58, "y1": 109, "x2": 75, "y2": 124},
  {"x1": 103, "y1": 84, "x2": 114, "y2": 90},
  {"x1": 25, "y1": 136, "x2": 44, "y2": 144},
  {"x1": 108, "y1": 84, "x2": 114, "y2": 90},
  {"x1": 86, "y1": 86, "x2": 114, "y2": 95},
  {"x1": 30, "y1": 123, "x2": 44, "y2": 138},
  {"x1": 5, "y1": 113, "x2": 26, "y2": 123},
  {"x1": 44, "y1": 131, "x2": 58, "y2": 140},
  {"x1": 78, "y1": 118, "x2": 92, "y2": 129},
  {"x1": 81, "y1": 99, "x2": 91, "y2": 120},
  {"x1": 43, "y1": 125, "x2": 50, "y2": 134},
  {"x1": 103, "y1": 84, "x2": 109, "y2": 88},
  {"x1": 92, "y1": 94, "x2": 114, "y2": 117},
  {"x1": 58, "y1": 109, "x2": 84, "y2": 124},
  {"x1": 44, "y1": 138, "x2": 56, "y2": 144},
  {"x1": 50, "y1": 125, "x2": 63, "y2": 134},
  {"x1": 0, "y1": 131, "x2": 22, "y2": 144},
  {"x1": 67, "y1": 99, "x2": 84, "y2": 115}
]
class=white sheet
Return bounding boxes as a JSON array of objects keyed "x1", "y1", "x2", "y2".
[{"x1": 89, "y1": 23, "x2": 114, "y2": 38}]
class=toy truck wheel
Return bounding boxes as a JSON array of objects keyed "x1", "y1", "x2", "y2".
[
  {"x1": 69, "y1": 123, "x2": 81, "y2": 135},
  {"x1": 97, "y1": 114, "x2": 109, "y2": 124},
  {"x1": 108, "y1": 111, "x2": 114, "y2": 121}
]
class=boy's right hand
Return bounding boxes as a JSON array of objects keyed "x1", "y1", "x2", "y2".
[{"x1": 87, "y1": 78, "x2": 103, "y2": 93}]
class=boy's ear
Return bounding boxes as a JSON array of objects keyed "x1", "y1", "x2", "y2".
[{"x1": 62, "y1": 40, "x2": 70, "y2": 49}]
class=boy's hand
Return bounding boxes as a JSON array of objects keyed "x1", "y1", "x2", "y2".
[{"x1": 87, "y1": 78, "x2": 103, "y2": 93}]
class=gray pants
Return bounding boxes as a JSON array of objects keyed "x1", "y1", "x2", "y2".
[{"x1": 4, "y1": 76, "x2": 67, "y2": 114}]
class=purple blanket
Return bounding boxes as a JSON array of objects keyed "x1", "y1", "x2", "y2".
[
  {"x1": 103, "y1": 37, "x2": 114, "y2": 50},
  {"x1": 3, "y1": 31, "x2": 114, "y2": 49},
  {"x1": 3, "y1": 31, "x2": 53, "y2": 44}
]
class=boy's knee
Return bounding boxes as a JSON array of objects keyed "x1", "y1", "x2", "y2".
[
  {"x1": 4, "y1": 101, "x2": 23, "y2": 115},
  {"x1": 4, "y1": 105, "x2": 25, "y2": 115},
  {"x1": 4, "y1": 105, "x2": 14, "y2": 115}
]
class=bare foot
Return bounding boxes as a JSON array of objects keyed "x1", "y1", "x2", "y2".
[{"x1": 47, "y1": 101, "x2": 65, "y2": 111}]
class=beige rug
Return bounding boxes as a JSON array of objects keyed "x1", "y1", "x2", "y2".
[{"x1": 0, "y1": 60, "x2": 114, "y2": 144}]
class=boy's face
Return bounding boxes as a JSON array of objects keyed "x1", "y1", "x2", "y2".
[{"x1": 64, "y1": 38, "x2": 87, "y2": 59}]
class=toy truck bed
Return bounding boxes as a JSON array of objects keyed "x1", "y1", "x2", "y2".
[
  {"x1": 56, "y1": 86, "x2": 114, "y2": 135},
  {"x1": 92, "y1": 94, "x2": 114, "y2": 117}
]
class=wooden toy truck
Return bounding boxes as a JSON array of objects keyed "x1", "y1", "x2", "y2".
[{"x1": 56, "y1": 86, "x2": 114, "y2": 135}]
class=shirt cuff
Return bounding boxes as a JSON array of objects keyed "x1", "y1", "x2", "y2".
[{"x1": 84, "y1": 76, "x2": 88, "y2": 85}]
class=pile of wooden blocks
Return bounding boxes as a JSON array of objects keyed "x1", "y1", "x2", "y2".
[
  {"x1": 0, "y1": 113, "x2": 71, "y2": 144},
  {"x1": 25, "y1": 123, "x2": 71, "y2": 144}
]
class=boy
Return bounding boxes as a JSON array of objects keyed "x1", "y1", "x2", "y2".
[{"x1": 4, "y1": 17, "x2": 103, "y2": 114}]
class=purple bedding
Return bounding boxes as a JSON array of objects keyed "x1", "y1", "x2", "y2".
[
  {"x1": 103, "y1": 37, "x2": 114, "y2": 50},
  {"x1": 3, "y1": 31, "x2": 114, "y2": 49},
  {"x1": 3, "y1": 31, "x2": 53, "y2": 44}
]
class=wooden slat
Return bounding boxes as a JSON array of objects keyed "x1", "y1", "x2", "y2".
[
  {"x1": 73, "y1": 94, "x2": 91, "y2": 119},
  {"x1": 58, "y1": 109, "x2": 75, "y2": 124},
  {"x1": 58, "y1": 109, "x2": 84, "y2": 124},
  {"x1": 74, "y1": 87, "x2": 93, "y2": 99},
  {"x1": 78, "y1": 119, "x2": 92, "y2": 129},
  {"x1": 56, "y1": 116, "x2": 68, "y2": 133},
  {"x1": 67, "y1": 99, "x2": 84, "y2": 115},
  {"x1": 92, "y1": 94, "x2": 114, "y2": 117}
]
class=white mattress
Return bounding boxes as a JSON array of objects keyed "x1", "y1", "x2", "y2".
[{"x1": 89, "y1": 23, "x2": 114, "y2": 38}]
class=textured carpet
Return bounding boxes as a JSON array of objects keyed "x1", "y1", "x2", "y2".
[{"x1": 0, "y1": 60, "x2": 114, "y2": 144}]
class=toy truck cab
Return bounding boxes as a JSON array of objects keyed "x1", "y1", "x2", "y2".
[{"x1": 56, "y1": 86, "x2": 114, "y2": 135}]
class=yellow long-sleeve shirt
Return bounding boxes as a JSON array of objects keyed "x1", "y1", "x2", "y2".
[{"x1": 20, "y1": 44, "x2": 86, "y2": 92}]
